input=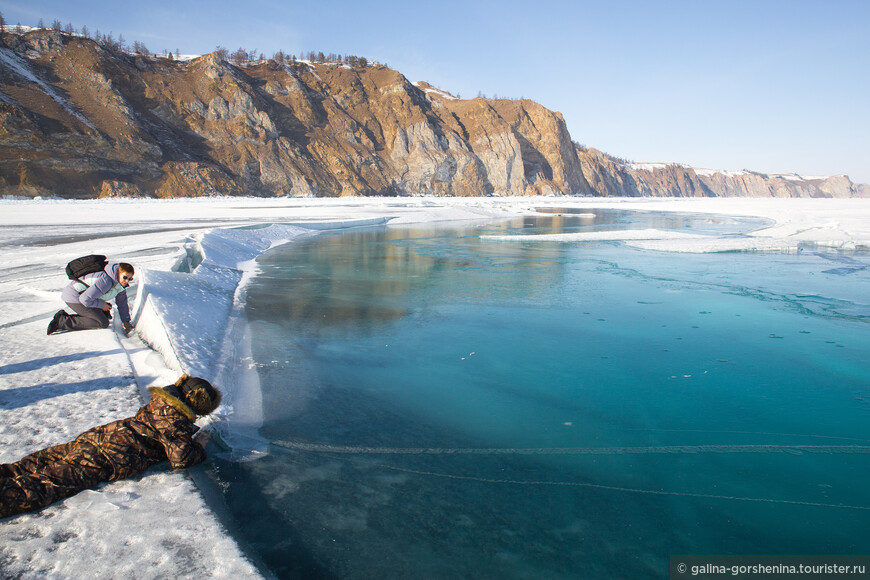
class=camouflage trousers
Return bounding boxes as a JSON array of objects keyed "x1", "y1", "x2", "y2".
[{"x1": 0, "y1": 438, "x2": 114, "y2": 518}]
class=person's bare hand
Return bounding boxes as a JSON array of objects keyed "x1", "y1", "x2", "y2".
[{"x1": 194, "y1": 429, "x2": 212, "y2": 445}]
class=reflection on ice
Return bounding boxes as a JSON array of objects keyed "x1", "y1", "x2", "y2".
[
  {"x1": 480, "y1": 210, "x2": 870, "y2": 254},
  {"x1": 482, "y1": 227, "x2": 710, "y2": 242},
  {"x1": 481, "y1": 228, "x2": 860, "y2": 254}
]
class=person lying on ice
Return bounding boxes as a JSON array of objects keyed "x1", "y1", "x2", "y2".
[
  {"x1": 0, "y1": 375, "x2": 220, "y2": 518},
  {"x1": 47, "y1": 261, "x2": 135, "y2": 335}
]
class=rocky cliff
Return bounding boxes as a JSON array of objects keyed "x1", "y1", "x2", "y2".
[
  {"x1": 577, "y1": 147, "x2": 870, "y2": 199},
  {"x1": 0, "y1": 29, "x2": 593, "y2": 198},
  {"x1": 0, "y1": 29, "x2": 866, "y2": 199}
]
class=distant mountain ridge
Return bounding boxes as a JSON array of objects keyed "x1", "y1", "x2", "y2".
[
  {"x1": 578, "y1": 149, "x2": 869, "y2": 198},
  {"x1": 1, "y1": 29, "x2": 867, "y2": 199}
]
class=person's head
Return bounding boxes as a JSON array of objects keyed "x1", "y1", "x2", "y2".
[
  {"x1": 175, "y1": 375, "x2": 222, "y2": 416},
  {"x1": 118, "y1": 263, "x2": 135, "y2": 287}
]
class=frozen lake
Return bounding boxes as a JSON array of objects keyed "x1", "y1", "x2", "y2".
[{"x1": 209, "y1": 210, "x2": 870, "y2": 579}]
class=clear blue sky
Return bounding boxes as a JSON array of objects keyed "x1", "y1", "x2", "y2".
[{"x1": 3, "y1": 0, "x2": 868, "y2": 184}]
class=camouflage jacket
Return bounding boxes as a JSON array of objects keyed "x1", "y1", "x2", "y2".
[
  {"x1": 80, "y1": 384, "x2": 207, "y2": 479},
  {"x1": 1, "y1": 385, "x2": 206, "y2": 517}
]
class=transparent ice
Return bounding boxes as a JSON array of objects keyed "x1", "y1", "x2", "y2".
[{"x1": 209, "y1": 210, "x2": 870, "y2": 579}]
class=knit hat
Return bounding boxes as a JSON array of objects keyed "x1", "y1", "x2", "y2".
[{"x1": 174, "y1": 374, "x2": 222, "y2": 416}]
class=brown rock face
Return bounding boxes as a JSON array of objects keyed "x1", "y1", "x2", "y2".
[
  {"x1": 1, "y1": 30, "x2": 864, "y2": 199},
  {"x1": 0, "y1": 30, "x2": 591, "y2": 198},
  {"x1": 576, "y1": 148, "x2": 869, "y2": 199}
]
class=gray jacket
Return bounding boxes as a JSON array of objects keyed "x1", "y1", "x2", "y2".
[{"x1": 61, "y1": 263, "x2": 131, "y2": 323}]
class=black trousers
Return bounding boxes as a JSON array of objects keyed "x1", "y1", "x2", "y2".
[{"x1": 57, "y1": 301, "x2": 111, "y2": 331}]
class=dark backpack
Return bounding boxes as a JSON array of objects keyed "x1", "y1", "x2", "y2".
[{"x1": 66, "y1": 255, "x2": 108, "y2": 283}]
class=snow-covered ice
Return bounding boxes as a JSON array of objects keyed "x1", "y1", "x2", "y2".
[
  {"x1": 1, "y1": 195, "x2": 870, "y2": 579},
  {"x1": 485, "y1": 197, "x2": 870, "y2": 253}
]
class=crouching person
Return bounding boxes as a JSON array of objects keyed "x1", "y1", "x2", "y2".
[
  {"x1": 0, "y1": 375, "x2": 220, "y2": 518},
  {"x1": 48, "y1": 262, "x2": 135, "y2": 335}
]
